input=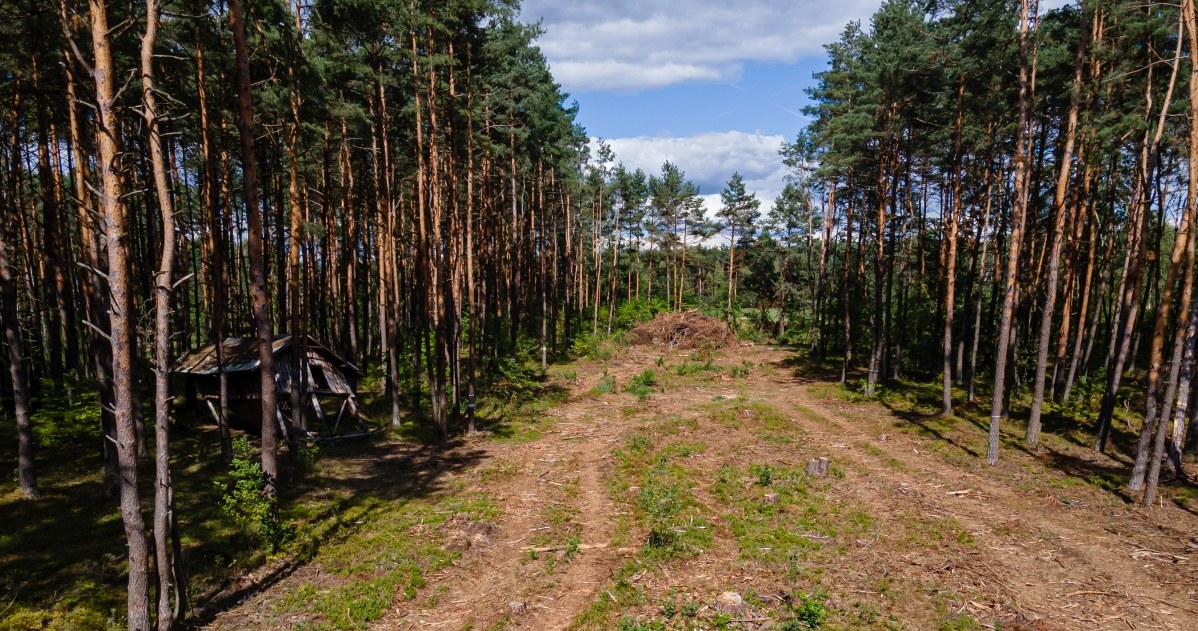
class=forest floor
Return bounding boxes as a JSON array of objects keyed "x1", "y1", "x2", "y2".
[{"x1": 200, "y1": 342, "x2": 1198, "y2": 631}]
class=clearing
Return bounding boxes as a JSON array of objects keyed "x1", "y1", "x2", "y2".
[{"x1": 203, "y1": 342, "x2": 1198, "y2": 630}]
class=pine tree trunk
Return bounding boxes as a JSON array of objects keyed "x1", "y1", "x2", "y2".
[
  {"x1": 32, "y1": 49, "x2": 65, "y2": 387},
  {"x1": 230, "y1": 0, "x2": 280, "y2": 498},
  {"x1": 1027, "y1": 11, "x2": 1088, "y2": 447},
  {"x1": 1139, "y1": 0, "x2": 1198, "y2": 502},
  {"x1": 1, "y1": 182, "x2": 38, "y2": 499},
  {"x1": 140, "y1": 2, "x2": 184, "y2": 623},
  {"x1": 1095, "y1": 19, "x2": 1183, "y2": 453},
  {"x1": 866, "y1": 139, "x2": 890, "y2": 398},
  {"x1": 967, "y1": 136, "x2": 997, "y2": 403},
  {"x1": 194, "y1": 19, "x2": 232, "y2": 461},
  {"x1": 840, "y1": 195, "x2": 854, "y2": 384},
  {"x1": 988, "y1": 0, "x2": 1035, "y2": 465},
  {"x1": 285, "y1": 4, "x2": 306, "y2": 434},
  {"x1": 89, "y1": 0, "x2": 151, "y2": 624},
  {"x1": 943, "y1": 78, "x2": 965, "y2": 414}
]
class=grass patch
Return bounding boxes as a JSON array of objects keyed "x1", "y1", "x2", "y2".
[
  {"x1": 710, "y1": 463, "x2": 876, "y2": 568},
  {"x1": 591, "y1": 373, "x2": 618, "y2": 396},
  {"x1": 625, "y1": 369, "x2": 660, "y2": 401},
  {"x1": 280, "y1": 493, "x2": 499, "y2": 629}
]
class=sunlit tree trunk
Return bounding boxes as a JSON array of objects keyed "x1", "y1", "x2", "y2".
[
  {"x1": 89, "y1": 0, "x2": 151, "y2": 624},
  {"x1": 140, "y1": 0, "x2": 185, "y2": 623},
  {"x1": 230, "y1": 0, "x2": 279, "y2": 497},
  {"x1": 1026, "y1": 9, "x2": 1088, "y2": 447},
  {"x1": 988, "y1": 0, "x2": 1035, "y2": 465}
]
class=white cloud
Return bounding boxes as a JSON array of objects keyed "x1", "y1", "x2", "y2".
[
  {"x1": 520, "y1": 0, "x2": 883, "y2": 92},
  {"x1": 520, "y1": 0, "x2": 1083, "y2": 92},
  {"x1": 596, "y1": 131, "x2": 791, "y2": 224}
]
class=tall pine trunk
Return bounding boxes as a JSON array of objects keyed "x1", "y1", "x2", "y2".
[
  {"x1": 140, "y1": 1, "x2": 185, "y2": 623},
  {"x1": 89, "y1": 0, "x2": 151, "y2": 624},
  {"x1": 230, "y1": 0, "x2": 280, "y2": 498},
  {"x1": 1026, "y1": 10, "x2": 1088, "y2": 447},
  {"x1": 1, "y1": 179, "x2": 38, "y2": 499},
  {"x1": 988, "y1": 0, "x2": 1035, "y2": 465}
]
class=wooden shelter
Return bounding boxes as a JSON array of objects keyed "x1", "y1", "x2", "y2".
[{"x1": 173, "y1": 335, "x2": 366, "y2": 438}]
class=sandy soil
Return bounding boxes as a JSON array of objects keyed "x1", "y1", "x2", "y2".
[{"x1": 207, "y1": 343, "x2": 1198, "y2": 630}]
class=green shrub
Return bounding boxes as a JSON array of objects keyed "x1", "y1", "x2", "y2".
[
  {"x1": 752, "y1": 463, "x2": 774, "y2": 487},
  {"x1": 794, "y1": 591, "x2": 828, "y2": 628},
  {"x1": 675, "y1": 359, "x2": 718, "y2": 376},
  {"x1": 777, "y1": 590, "x2": 828, "y2": 629},
  {"x1": 216, "y1": 437, "x2": 291, "y2": 552},
  {"x1": 613, "y1": 298, "x2": 668, "y2": 331},
  {"x1": 626, "y1": 369, "x2": 658, "y2": 401},
  {"x1": 592, "y1": 373, "x2": 617, "y2": 395},
  {"x1": 31, "y1": 395, "x2": 102, "y2": 448}
]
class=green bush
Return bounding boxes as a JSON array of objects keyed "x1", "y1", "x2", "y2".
[
  {"x1": 492, "y1": 354, "x2": 545, "y2": 401},
  {"x1": 626, "y1": 369, "x2": 658, "y2": 401},
  {"x1": 777, "y1": 590, "x2": 828, "y2": 629},
  {"x1": 216, "y1": 437, "x2": 291, "y2": 552},
  {"x1": 613, "y1": 298, "x2": 668, "y2": 331},
  {"x1": 592, "y1": 373, "x2": 617, "y2": 395}
]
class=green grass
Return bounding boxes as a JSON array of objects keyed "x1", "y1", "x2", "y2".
[
  {"x1": 591, "y1": 373, "x2": 618, "y2": 396},
  {"x1": 277, "y1": 493, "x2": 499, "y2": 629},
  {"x1": 710, "y1": 464, "x2": 875, "y2": 566},
  {"x1": 625, "y1": 369, "x2": 660, "y2": 401},
  {"x1": 575, "y1": 433, "x2": 717, "y2": 629},
  {"x1": 0, "y1": 349, "x2": 565, "y2": 630}
]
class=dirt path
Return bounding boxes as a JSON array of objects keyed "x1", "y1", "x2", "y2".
[
  {"x1": 388, "y1": 344, "x2": 1198, "y2": 630},
  {"x1": 207, "y1": 343, "x2": 1198, "y2": 630},
  {"x1": 376, "y1": 356, "x2": 650, "y2": 630},
  {"x1": 750, "y1": 368, "x2": 1198, "y2": 630}
]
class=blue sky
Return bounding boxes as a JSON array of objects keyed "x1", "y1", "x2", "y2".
[
  {"x1": 568, "y1": 59, "x2": 826, "y2": 139},
  {"x1": 517, "y1": 0, "x2": 885, "y2": 212},
  {"x1": 519, "y1": 0, "x2": 1073, "y2": 214}
]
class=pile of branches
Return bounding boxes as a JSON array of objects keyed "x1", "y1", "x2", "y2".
[{"x1": 625, "y1": 311, "x2": 735, "y2": 349}]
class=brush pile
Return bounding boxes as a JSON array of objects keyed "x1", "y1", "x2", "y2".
[{"x1": 625, "y1": 311, "x2": 735, "y2": 349}]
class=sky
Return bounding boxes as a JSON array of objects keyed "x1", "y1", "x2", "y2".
[
  {"x1": 518, "y1": 0, "x2": 1073, "y2": 216},
  {"x1": 515, "y1": 0, "x2": 886, "y2": 214}
]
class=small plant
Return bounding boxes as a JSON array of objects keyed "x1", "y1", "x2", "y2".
[
  {"x1": 794, "y1": 591, "x2": 828, "y2": 628},
  {"x1": 626, "y1": 433, "x2": 651, "y2": 454},
  {"x1": 626, "y1": 369, "x2": 658, "y2": 401},
  {"x1": 592, "y1": 373, "x2": 617, "y2": 395},
  {"x1": 752, "y1": 463, "x2": 774, "y2": 487},
  {"x1": 217, "y1": 437, "x2": 291, "y2": 552},
  {"x1": 660, "y1": 594, "x2": 677, "y2": 618},
  {"x1": 776, "y1": 589, "x2": 827, "y2": 629},
  {"x1": 631, "y1": 369, "x2": 658, "y2": 388},
  {"x1": 292, "y1": 439, "x2": 320, "y2": 479}
]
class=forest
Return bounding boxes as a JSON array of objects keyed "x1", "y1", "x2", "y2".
[{"x1": 2, "y1": 0, "x2": 1198, "y2": 629}]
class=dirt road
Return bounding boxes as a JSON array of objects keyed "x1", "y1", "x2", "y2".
[
  {"x1": 205, "y1": 343, "x2": 1198, "y2": 630},
  {"x1": 379, "y1": 344, "x2": 1198, "y2": 630}
]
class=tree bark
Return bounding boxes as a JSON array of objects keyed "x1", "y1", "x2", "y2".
[
  {"x1": 988, "y1": 0, "x2": 1035, "y2": 465},
  {"x1": 1139, "y1": 0, "x2": 1198, "y2": 503},
  {"x1": 89, "y1": 0, "x2": 151, "y2": 625},
  {"x1": 193, "y1": 14, "x2": 231, "y2": 460},
  {"x1": 230, "y1": 0, "x2": 279, "y2": 498},
  {"x1": 140, "y1": 1, "x2": 185, "y2": 623},
  {"x1": 1095, "y1": 11, "x2": 1183, "y2": 453},
  {"x1": 1, "y1": 176, "x2": 38, "y2": 499},
  {"x1": 1026, "y1": 9, "x2": 1088, "y2": 447},
  {"x1": 943, "y1": 77, "x2": 964, "y2": 414}
]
